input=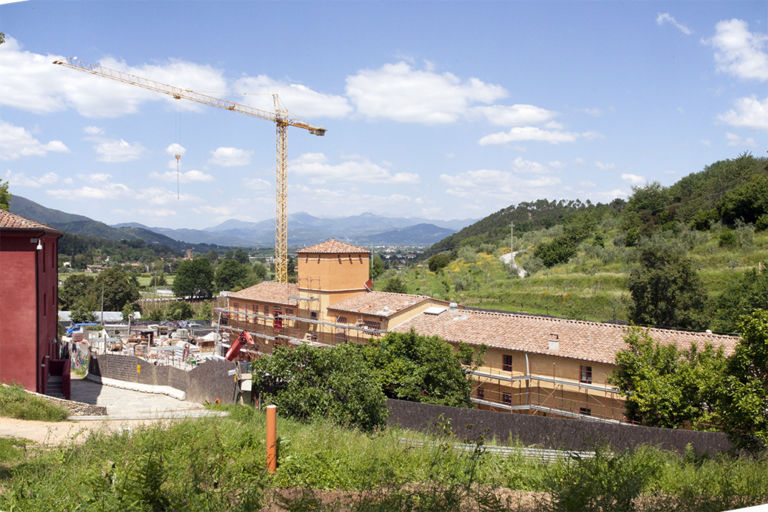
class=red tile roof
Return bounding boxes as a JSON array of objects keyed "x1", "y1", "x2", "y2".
[
  {"x1": 0, "y1": 209, "x2": 60, "y2": 233},
  {"x1": 328, "y1": 291, "x2": 433, "y2": 318},
  {"x1": 297, "y1": 239, "x2": 370, "y2": 255},
  {"x1": 392, "y1": 309, "x2": 740, "y2": 365},
  {"x1": 229, "y1": 282, "x2": 299, "y2": 306}
]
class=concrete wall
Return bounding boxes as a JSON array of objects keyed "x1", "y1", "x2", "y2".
[
  {"x1": 88, "y1": 354, "x2": 237, "y2": 404},
  {"x1": 386, "y1": 399, "x2": 733, "y2": 456}
]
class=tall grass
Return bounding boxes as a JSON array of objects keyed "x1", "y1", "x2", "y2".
[
  {"x1": 0, "y1": 384, "x2": 68, "y2": 422},
  {"x1": 2, "y1": 406, "x2": 768, "y2": 510}
]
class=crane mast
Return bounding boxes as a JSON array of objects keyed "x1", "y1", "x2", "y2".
[{"x1": 53, "y1": 58, "x2": 326, "y2": 283}]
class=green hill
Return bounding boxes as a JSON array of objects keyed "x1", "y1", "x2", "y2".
[{"x1": 380, "y1": 153, "x2": 768, "y2": 331}]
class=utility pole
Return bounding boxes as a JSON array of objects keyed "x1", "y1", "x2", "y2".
[
  {"x1": 100, "y1": 283, "x2": 104, "y2": 326},
  {"x1": 510, "y1": 221, "x2": 514, "y2": 253}
]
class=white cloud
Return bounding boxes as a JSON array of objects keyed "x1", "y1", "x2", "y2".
[
  {"x1": 621, "y1": 173, "x2": 645, "y2": 184},
  {"x1": 150, "y1": 169, "x2": 214, "y2": 183},
  {"x1": 84, "y1": 126, "x2": 103, "y2": 135},
  {"x1": 595, "y1": 161, "x2": 616, "y2": 170},
  {"x1": 580, "y1": 107, "x2": 604, "y2": 117},
  {"x1": 290, "y1": 184, "x2": 428, "y2": 217},
  {"x1": 3, "y1": 170, "x2": 58, "y2": 187},
  {"x1": 0, "y1": 120, "x2": 69, "y2": 160},
  {"x1": 548, "y1": 160, "x2": 565, "y2": 169},
  {"x1": 289, "y1": 153, "x2": 420, "y2": 185},
  {"x1": 243, "y1": 177, "x2": 271, "y2": 190},
  {"x1": 479, "y1": 126, "x2": 599, "y2": 145},
  {"x1": 440, "y1": 168, "x2": 561, "y2": 206},
  {"x1": 234, "y1": 75, "x2": 351, "y2": 119},
  {"x1": 509, "y1": 156, "x2": 553, "y2": 175},
  {"x1": 0, "y1": 37, "x2": 227, "y2": 117},
  {"x1": 656, "y1": 13, "x2": 693, "y2": 36},
  {"x1": 94, "y1": 138, "x2": 145, "y2": 162},
  {"x1": 139, "y1": 187, "x2": 199, "y2": 205},
  {"x1": 345, "y1": 61, "x2": 506, "y2": 124},
  {"x1": 719, "y1": 96, "x2": 768, "y2": 130},
  {"x1": 471, "y1": 104, "x2": 556, "y2": 126},
  {"x1": 165, "y1": 143, "x2": 186, "y2": 157},
  {"x1": 725, "y1": 132, "x2": 757, "y2": 147},
  {"x1": 707, "y1": 19, "x2": 768, "y2": 81},
  {"x1": 209, "y1": 147, "x2": 253, "y2": 167},
  {"x1": 77, "y1": 172, "x2": 111, "y2": 183},
  {"x1": 47, "y1": 182, "x2": 132, "y2": 200}
]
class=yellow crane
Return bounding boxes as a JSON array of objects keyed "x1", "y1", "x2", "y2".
[{"x1": 53, "y1": 58, "x2": 326, "y2": 283}]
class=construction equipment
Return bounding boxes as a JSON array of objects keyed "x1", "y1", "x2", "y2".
[{"x1": 53, "y1": 58, "x2": 326, "y2": 283}]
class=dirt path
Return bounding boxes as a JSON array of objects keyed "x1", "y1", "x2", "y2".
[{"x1": 499, "y1": 251, "x2": 527, "y2": 278}]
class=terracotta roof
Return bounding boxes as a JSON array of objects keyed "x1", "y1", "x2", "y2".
[
  {"x1": 297, "y1": 239, "x2": 370, "y2": 255},
  {"x1": 229, "y1": 282, "x2": 299, "y2": 307},
  {"x1": 392, "y1": 309, "x2": 740, "y2": 365},
  {"x1": 0, "y1": 209, "x2": 60, "y2": 233},
  {"x1": 328, "y1": 291, "x2": 433, "y2": 318}
]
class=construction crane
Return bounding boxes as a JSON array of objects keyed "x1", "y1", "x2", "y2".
[{"x1": 53, "y1": 58, "x2": 326, "y2": 283}]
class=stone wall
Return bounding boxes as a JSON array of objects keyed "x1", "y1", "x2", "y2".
[
  {"x1": 88, "y1": 354, "x2": 237, "y2": 404},
  {"x1": 386, "y1": 399, "x2": 733, "y2": 456},
  {"x1": 31, "y1": 391, "x2": 107, "y2": 416}
]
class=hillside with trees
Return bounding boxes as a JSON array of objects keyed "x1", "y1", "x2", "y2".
[{"x1": 377, "y1": 153, "x2": 768, "y2": 334}]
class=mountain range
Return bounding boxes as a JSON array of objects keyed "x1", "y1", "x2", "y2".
[{"x1": 11, "y1": 195, "x2": 471, "y2": 248}]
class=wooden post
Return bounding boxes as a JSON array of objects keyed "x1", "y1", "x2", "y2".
[{"x1": 266, "y1": 405, "x2": 277, "y2": 473}]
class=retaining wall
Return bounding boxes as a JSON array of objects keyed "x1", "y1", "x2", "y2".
[
  {"x1": 386, "y1": 399, "x2": 733, "y2": 456},
  {"x1": 88, "y1": 354, "x2": 237, "y2": 404}
]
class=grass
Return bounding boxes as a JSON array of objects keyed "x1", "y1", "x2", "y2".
[
  {"x1": 1, "y1": 405, "x2": 768, "y2": 510},
  {"x1": 378, "y1": 223, "x2": 768, "y2": 326},
  {"x1": 0, "y1": 384, "x2": 68, "y2": 422}
]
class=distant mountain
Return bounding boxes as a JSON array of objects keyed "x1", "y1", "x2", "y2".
[
  {"x1": 10, "y1": 196, "x2": 210, "y2": 251},
  {"x1": 122, "y1": 212, "x2": 473, "y2": 247},
  {"x1": 355, "y1": 223, "x2": 456, "y2": 245}
]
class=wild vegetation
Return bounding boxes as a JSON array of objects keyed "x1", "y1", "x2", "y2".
[
  {"x1": 377, "y1": 154, "x2": 768, "y2": 333},
  {"x1": 2, "y1": 408, "x2": 768, "y2": 511},
  {"x1": 0, "y1": 384, "x2": 68, "y2": 422}
]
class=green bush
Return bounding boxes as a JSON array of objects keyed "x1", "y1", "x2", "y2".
[
  {"x1": 166, "y1": 301, "x2": 194, "y2": 321},
  {"x1": 427, "y1": 253, "x2": 450, "y2": 272},
  {"x1": 252, "y1": 344, "x2": 388, "y2": 431},
  {"x1": 718, "y1": 229, "x2": 737, "y2": 248},
  {"x1": 0, "y1": 384, "x2": 68, "y2": 421}
]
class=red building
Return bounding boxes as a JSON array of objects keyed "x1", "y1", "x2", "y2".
[{"x1": 0, "y1": 209, "x2": 61, "y2": 393}]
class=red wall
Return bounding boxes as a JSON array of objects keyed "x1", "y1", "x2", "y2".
[{"x1": 0, "y1": 231, "x2": 59, "y2": 393}]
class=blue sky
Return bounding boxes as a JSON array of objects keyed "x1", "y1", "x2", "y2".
[{"x1": 1, "y1": 1, "x2": 766, "y2": 229}]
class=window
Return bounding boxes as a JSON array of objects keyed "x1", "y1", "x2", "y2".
[
  {"x1": 264, "y1": 305, "x2": 269, "y2": 315},
  {"x1": 502, "y1": 393, "x2": 512, "y2": 404},
  {"x1": 579, "y1": 407, "x2": 592, "y2": 416},
  {"x1": 502, "y1": 354, "x2": 513, "y2": 372},
  {"x1": 580, "y1": 365, "x2": 592, "y2": 384},
  {"x1": 336, "y1": 315, "x2": 347, "y2": 325},
  {"x1": 362, "y1": 320, "x2": 381, "y2": 331},
  {"x1": 286, "y1": 308, "x2": 293, "y2": 316},
  {"x1": 477, "y1": 387, "x2": 484, "y2": 399},
  {"x1": 310, "y1": 311, "x2": 318, "y2": 320}
]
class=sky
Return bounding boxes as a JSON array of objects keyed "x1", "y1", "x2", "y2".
[{"x1": 1, "y1": 1, "x2": 767, "y2": 230}]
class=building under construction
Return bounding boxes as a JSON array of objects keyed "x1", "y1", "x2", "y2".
[{"x1": 217, "y1": 239, "x2": 740, "y2": 423}]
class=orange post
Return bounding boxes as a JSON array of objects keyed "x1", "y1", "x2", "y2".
[{"x1": 266, "y1": 405, "x2": 277, "y2": 473}]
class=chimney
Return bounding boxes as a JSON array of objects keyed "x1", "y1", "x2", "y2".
[{"x1": 548, "y1": 333, "x2": 559, "y2": 352}]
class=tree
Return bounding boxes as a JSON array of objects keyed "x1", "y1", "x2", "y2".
[
  {"x1": 173, "y1": 258, "x2": 214, "y2": 299},
  {"x1": 252, "y1": 261, "x2": 268, "y2": 280},
  {"x1": 225, "y1": 248, "x2": 250, "y2": 265},
  {"x1": 717, "y1": 310, "x2": 768, "y2": 450},
  {"x1": 628, "y1": 242, "x2": 707, "y2": 330},
  {"x1": 711, "y1": 268, "x2": 768, "y2": 334},
  {"x1": 0, "y1": 180, "x2": 9, "y2": 211},
  {"x1": 427, "y1": 253, "x2": 450, "y2": 272},
  {"x1": 611, "y1": 329, "x2": 726, "y2": 429},
  {"x1": 214, "y1": 259, "x2": 248, "y2": 291},
  {"x1": 166, "y1": 301, "x2": 194, "y2": 321},
  {"x1": 70, "y1": 302, "x2": 95, "y2": 324},
  {"x1": 383, "y1": 276, "x2": 407, "y2": 294},
  {"x1": 121, "y1": 303, "x2": 135, "y2": 322},
  {"x1": 370, "y1": 254, "x2": 385, "y2": 279},
  {"x1": 716, "y1": 175, "x2": 768, "y2": 226},
  {"x1": 361, "y1": 330, "x2": 473, "y2": 407},
  {"x1": 95, "y1": 267, "x2": 140, "y2": 311},
  {"x1": 252, "y1": 344, "x2": 387, "y2": 431},
  {"x1": 59, "y1": 274, "x2": 97, "y2": 310}
]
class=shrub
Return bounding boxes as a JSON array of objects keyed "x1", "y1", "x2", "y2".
[
  {"x1": 718, "y1": 229, "x2": 737, "y2": 248},
  {"x1": 251, "y1": 344, "x2": 388, "y2": 431},
  {"x1": 166, "y1": 301, "x2": 194, "y2": 321},
  {"x1": 427, "y1": 253, "x2": 450, "y2": 272}
]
